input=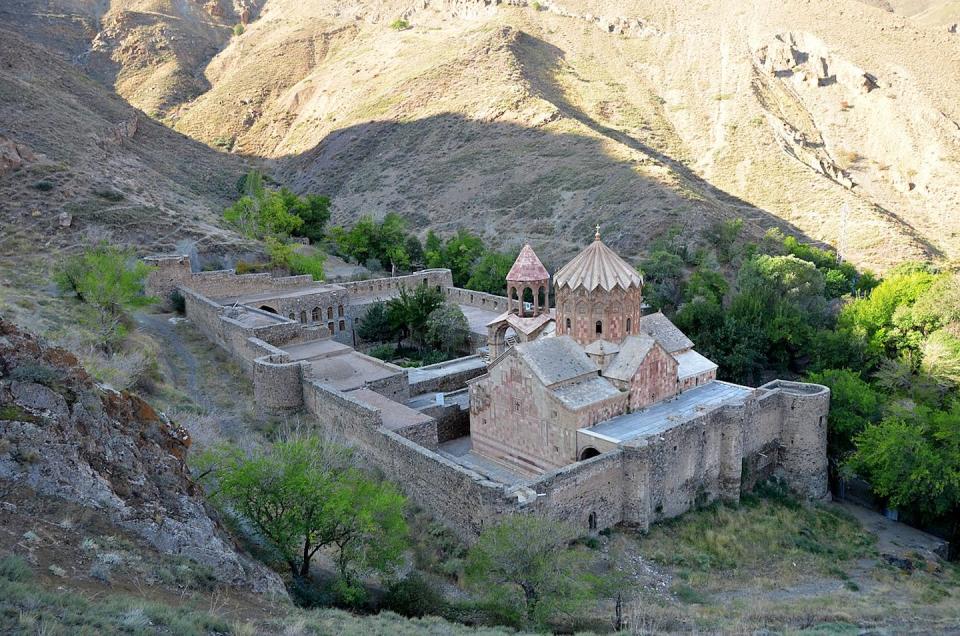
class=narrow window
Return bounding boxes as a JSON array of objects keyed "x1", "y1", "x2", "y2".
[
  {"x1": 338, "y1": 304, "x2": 344, "y2": 317},
  {"x1": 312, "y1": 307, "x2": 320, "y2": 322},
  {"x1": 327, "y1": 306, "x2": 333, "y2": 319},
  {"x1": 565, "y1": 318, "x2": 571, "y2": 330},
  {"x1": 300, "y1": 310, "x2": 307, "y2": 323},
  {"x1": 595, "y1": 320, "x2": 603, "y2": 335},
  {"x1": 338, "y1": 319, "x2": 346, "y2": 332},
  {"x1": 588, "y1": 512, "x2": 597, "y2": 531},
  {"x1": 328, "y1": 321, "x2": 335, "y2": 333},
  {"x1": 626, "y1": 317, "x2": 632, "y2": 334}
]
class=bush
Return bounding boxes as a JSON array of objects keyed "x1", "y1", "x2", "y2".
[
  {"x1": 31, "y1": 180, "x2": 54, "y2": 191},
  {"x1": 368, "y1": 344, "x2": 396, "y2": 360},
  {"x1": 169, "y1": 290, "x2": 185, "y2": 314},
  {"x1": 390, "y1": 18, "x2": 410, "y2": 30},
  {"x1": 0, "y1": 555, "x2": 31, "y2": 582},
  {"x1": 233, "y1": 23, "x2": 244, "y2": 36},
  {"x1": 382, "y1": 573, "x2": 446, "y2": 618}
]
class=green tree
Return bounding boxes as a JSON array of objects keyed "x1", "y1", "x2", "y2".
[
  {"x1": 405, "y1": 235, "x2": 425, "y2": 269},
  {"x1": 424, "y1": 230, "x2": 444, "y2": 268},
  {"x1": 922, "y1": 327, "x2": 960, "y2": 385},
  {"x1": 465, "y1": 516, "x2": 605, "y2": 629},
  {"x1": 807, "y1": 369, "x2": 884, "y2": 459},
  {"x1": 386, "y1": 284, "x2": 445, "y2": 348},
  {"x1": 683, "y1": 269, "x2": 728, "y2": 305},
  {"x1": 847, "y1": 403, "x2": 960, "y2": 548},
  {"x1": 356, "y1": 301, "x2": 398, "y2": 343},
  {"x1": 709, "y1": 218, "x2": 744, "y2": 264},
  {"x1": 54, "y1": 243, "x2": 156, "y2": 351},
  {"x1": 442, "y1": 229, "x2": 486, "y2": 287},
  {"x1": 426, "y1": 304, "x2": 471, "y2": 356},
  {"x1": 639, "y1": 250, "x2": 685, "y2": 310},
  {"x1": 198, "y1": 437, "x2": 408, "y2": 584},
  {"x1": 283, "y1": 190, "x2": 331, "y2": 243},
  {"x1": 332, "y1": 215, "x2": 378, "y2": 266},
  {"x1": 466, "y1": 251, "x2": 513, "y2": 295}
]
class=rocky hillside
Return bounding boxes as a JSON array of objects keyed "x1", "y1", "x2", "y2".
[
  {"x1": 3, "y1": 0, "x2": 959, "y2": 270},
  {"x1": 0, "y1": 317, "x2": 284, "y2": 595}
]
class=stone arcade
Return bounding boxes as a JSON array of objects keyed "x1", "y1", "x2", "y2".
[{"x1": 145, "y1": 233, "x2": 829, "y2": 538}]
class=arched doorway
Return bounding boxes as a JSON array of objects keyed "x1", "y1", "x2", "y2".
[
  {"x1": 579, "y1": 447, "x2": 601, "y2": 461},
  {"x1": 259, "y1": 305, "x2": 278, "y2": 314}
]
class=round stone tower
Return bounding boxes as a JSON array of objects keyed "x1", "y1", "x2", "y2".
[
  {"x1": 554, "y1": 227, "x2": 644, "y2": 346},
  {"x1": 506, "y1": 243, "x2": 550, "y2": 317}
]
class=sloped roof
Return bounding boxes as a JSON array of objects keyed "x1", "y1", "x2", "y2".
[
  {"x1": 507, "y1": 244, "x2": 550, "y2": 282},
  {"x1": 602, "y1": 334, "x2": 657, "y2": 382},
  {"x1": 514, "y1": 336, "x2": 598, "y2": 387},
  {"x1": 551, "y1": 376, "x2": 622, "y2": 409},
  {"x1": 583, "y1": 339, "x2": 621, "y2": 357},
  {"x1": 674, "y1": 349, "x2": 718, "y2": 379},
  {"x1": 639, "y1": 312, "x2": 693, "y2": 353},
  {"x1": 553, "y1": 237, "x2": 643, "y2": 292}
]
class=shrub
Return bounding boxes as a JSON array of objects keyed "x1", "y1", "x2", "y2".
[
  {"x1": 0, "y1": 555, "x2": 32, "y2": 582},
  {"x1": 368, "y1": 344, "x2": 396, "y2": 361},
  {"x1": 390, "y1": 18, "x2": 410, "y2": 30},
  {"x1": 383, "y1": 573, "x2": 447, "y2": 618},
  {"x1": 31, "y1": 180, "x2": 54, "y2": 191},
  {"x1": 169, "y1": 290, "x2": 185, "y2": 314},
  {"x1": 233, "y1": 23, "x2": 244, "y2": 36}
]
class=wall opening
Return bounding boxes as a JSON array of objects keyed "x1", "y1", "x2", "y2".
[
  {"x1": 311, "y1": 307, "x2": 320, "y2": 322},
  {"x1": 595, "y1": 320, "x2": 603, "y2": 335},
  {"x1": 565, "y1": 317, "x2": 571, "y2": 330},
  {"x1": 588, "y1": 512, "x2": 597, "y2": 531},
  {"x1": 579, "y1": 447, "x2": 601, "y2": 461},
  {"x1": 626, "y1": 317, "x2": 632, "y2": 334},
  {"x1": 260, "y1": 305, "x2": 278, "y2": 314}
]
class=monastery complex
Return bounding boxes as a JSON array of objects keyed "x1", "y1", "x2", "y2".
[{"x1": 145, "y1": 231, "x2": 830, "y2": 537}]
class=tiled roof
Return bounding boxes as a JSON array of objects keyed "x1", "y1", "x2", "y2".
[
  {"x1": 514, "y1": 336, "x2": 598, "y2": 387},
  {"x1": 551, "y1": 376, "x2": 622, "y2": 409},
  {"x1": 602, "y1": 334, "x2": 657, "y2": 382},
  {"x1": 639, "y1": 312, "x2": 693, "y2": 353},
  {"x1": 506, "y1": 244, "x2": 550, "y2": 282},
  {"x1": 553, "y1": 237, "x2": 643, "y2": 292}
]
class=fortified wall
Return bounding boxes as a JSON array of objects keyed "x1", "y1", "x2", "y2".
[{"x1": 145, "y1": 254, "x2": 829, "y2": 541}]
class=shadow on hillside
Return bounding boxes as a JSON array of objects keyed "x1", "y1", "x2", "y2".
[{"x1": 276, "y1": 106, "x2": 821, "y2": 269}]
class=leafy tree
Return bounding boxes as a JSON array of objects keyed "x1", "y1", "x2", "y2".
[
  {"x1": 356, "y1": 301, "x2": 398, "y2": 343},
  {"x1": 54, "y1": 243, "x2": 156, "y2": 351},
  {"x1": 683, "y1": 269, "x2": 728, "y2": 305},
  {"x1": 466, "y1": 252, "x2": 514, "y2": 295},
  {"x1": 708, "y1": 218, "x2": 743, "y2": 264},
  {"x1": 922, "y1": 326, "x2": 960, "y2": 385},
  {"x1": 283, "y1": 190, "x2": 331, "y2": 243},
  {"x1": 424, "y1": 230, "x2": 444, "y2": 268},
  {"x1": 197, "y1": 437, "x2": 408, "y2": 584},
  {"x1": 465, "y1": 516, "x2": 605, "y2": 629},
  {"x1": 807, "y1": 369, "x2": 884, "y2": 459},
  {"x1": 426, "y1": 304, "x2": 471, "y2": 356},
  {"x1": 442, "y1": 229, "x2": 486, "y2": 287},
  {"x1": 737, "y1": 254, "x2": 827, "y2": 318},
  {"x1": 332, "y1": 216, "x2": 378, "y2": 266},
  {"x1": 386, "y1": 284, "x2": 445, "y2": 348},
  {"x1": 267, "y1": 239, "x2": 325, "y2": 281},
  {"x1": 405, "y1": 235, "x2": 425, "y2": 269},
  {"x1": 847, "y1": 403, "x2": 960, "y2": 548},
  {"x1": 639, "y1": 250, "x2": 684, "y2": 310}
]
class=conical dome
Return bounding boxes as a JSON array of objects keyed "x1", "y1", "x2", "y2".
[
  {"x1": 507, "y1": 244, "x2": 550, "y2": 282},
  {"x1": 553, "y1": 234, "x2": 643, "y2": 292}
]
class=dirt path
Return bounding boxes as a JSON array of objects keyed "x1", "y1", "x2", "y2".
[{"x1": 135, "y1": 311, "x2": 206, "y2": 409}]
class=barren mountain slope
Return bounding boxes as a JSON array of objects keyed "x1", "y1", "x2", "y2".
[
  {"x1": 169, "y1": 0, "x2": 960, "y2": 270},
  {"x1": 0, "y1": 29, "x2": 249, "y2": 255}
]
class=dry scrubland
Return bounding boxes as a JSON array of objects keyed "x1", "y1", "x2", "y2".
[{"x1": 1, "y1": 0, "x2": 959, "y2": 270}]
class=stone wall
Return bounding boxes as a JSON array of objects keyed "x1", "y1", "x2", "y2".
[
  {"x1": 340, "y1": 269, "x2": 454, "y2": 298},
  {"x1": 420, "y1": 400, "x2": 470, "y2": 443},
  {"x1": 762, "y1": 380, "x2": 830, "y2": 499},
  {"x1": 408, "y1": 356, "x2": 487, "y2": 395},
  {"x1": 443, "y1": 287, "x2": 509, "y2": 313},
  {"x1": 253, "y1": 353, "x2": 305, "y2": 410},
  {"x1": 301, "y1": 379, "x2": 522, "y2": 539},
  {"x1": 184, "y1": 269, "x2": 319, "y2": 300},
  {"x1": 529, "y1": 450, "x2": 626, "y2": 532},
  {"x1": 144, "y1": 255, "x2": 192, "y2": 300}
]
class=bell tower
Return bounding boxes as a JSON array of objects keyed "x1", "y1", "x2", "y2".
[{"x1": 506, "y1": 244, "x2": 550, "y2": 318}]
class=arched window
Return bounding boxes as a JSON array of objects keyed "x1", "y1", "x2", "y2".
[
  {"x1": 626, "y1": 317, "x2": 632, "y2": 334},
  {"x1": 595, "y1": 320, "x2": 603, "y2": 335},
  {"x1": 299, "y1": 310, "x2": 307, "y2": 323},
  {"x1": 327, "y1": 306, "x2": 333, "y2": 320},
  {"x1": 338, "y1": 319, "x2": 345, "y2": 332},
  {"x1": 338, "y1": 304, "x2": 344, "y2": 317},
  {"x1": 565, "y1": 318, "x2": 571, "y2": 330},
  {"x1": 312, "y1": 307, "x2": 320, "y2": 322},
  {"x1": 579, "y1": 447, "x2": 601, "y2": 461},
  {"x1": 327, "y1": 321, "x2": 335, "y2": 334}
]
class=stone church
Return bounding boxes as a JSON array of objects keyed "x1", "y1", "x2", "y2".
[{"x1": 472, "y1": 230, "x2": 728, "y2": 475}]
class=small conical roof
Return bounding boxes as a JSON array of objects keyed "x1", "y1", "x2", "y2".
[
  {"x1": 506, "y1": 244, "x2": 550, "y2": 282},
  {"x1": 554, "y1": 230, "x2": 643, "y2": 292}
]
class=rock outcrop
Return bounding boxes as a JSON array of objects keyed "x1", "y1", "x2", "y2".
[{"x1": 0, "y1": 317, "x2": 285, "y2": 596}]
